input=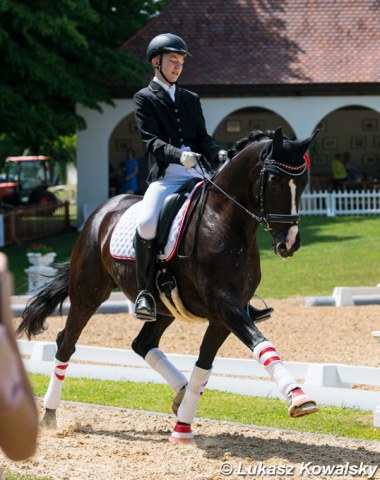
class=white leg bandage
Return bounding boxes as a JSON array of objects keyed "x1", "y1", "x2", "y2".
[
  {"x1": 43, "y1": 357, "x2": 69, "y2": 410},
  {"x1": 177, "y1": 365, "x2": 212, "y2": 424},
  {"x1": 145, "y1": 348, "x2": 188, "y2": 393},
  {"x1": 254, "y1": 341, "x2": 298, "y2": 398}
]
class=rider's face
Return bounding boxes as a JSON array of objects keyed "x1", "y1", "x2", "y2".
[{"x1": 153, "y1": 52, "x2": 185, "y2": 84}]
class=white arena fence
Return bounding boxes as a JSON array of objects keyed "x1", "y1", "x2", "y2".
[
  {"x1": 18, "y1": 340, "x2": 380, "y2": 428},
  {"x1": 300, "y1": 189, "x2": 380, "y2": 216}
]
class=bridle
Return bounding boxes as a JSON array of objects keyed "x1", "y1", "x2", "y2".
[
  {"x1": 258, "y1": 157, "x2": 308, "y2": 231},
  {"x1": 197, "y1": 152, "x2": 308, "y2": 232}
]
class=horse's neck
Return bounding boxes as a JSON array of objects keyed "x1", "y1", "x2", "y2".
[{"x1": 215, "y1": 144, "x2": 262, "y2": 199}]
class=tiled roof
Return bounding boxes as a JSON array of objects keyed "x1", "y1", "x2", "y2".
[{"x1": 121, "y1": 0, "x2": 380, "y2": 86}]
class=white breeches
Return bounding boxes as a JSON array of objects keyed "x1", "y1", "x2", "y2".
[{"x1": 137, "y1": 164, "x2": 206, "y2": 240}]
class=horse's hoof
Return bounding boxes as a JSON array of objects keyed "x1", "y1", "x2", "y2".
[
  {"x1": 41, "y1": 408, "x2": 57, "y2": 429},
  {"x1": 169, "y1": 421, "x2": 194, "y2": 444},
  {"x1": 172, "y1": 384, "x2": 187, "y2": 416},
  {"x1": 287, "y1": 388, "x2": 318, "y2": 418}
]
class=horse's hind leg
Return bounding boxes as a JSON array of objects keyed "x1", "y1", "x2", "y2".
[
  {"x1": 132, "y1": 314, "x2": 189, "y2": 404},
  {"x1": 42, "y1": 269, "x2": 113, "y2": 428}
]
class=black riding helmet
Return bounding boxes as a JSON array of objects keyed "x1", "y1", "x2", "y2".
[{"x1": 146, "y1": 33, "x2": 191, "y2": 62}]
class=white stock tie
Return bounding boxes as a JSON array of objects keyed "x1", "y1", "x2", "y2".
[{"x1": 168, "y1": 85, "x2": 176, "y2": 102}]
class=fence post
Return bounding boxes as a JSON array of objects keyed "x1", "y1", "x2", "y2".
[
  {"x1": 64, "y1": 201, "x2": 71, "y2": 232},
  {"x1": 304, "y1": 364, "x2": 350, "y2": 388},
  {"x1": 326, "y1": 192, "x2": 334, "y2": 217},
  {"x1": 374, "y1": 406, "x2": 380, "y2": 428}
]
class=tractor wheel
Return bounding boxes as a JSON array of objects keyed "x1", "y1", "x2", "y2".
[{"x1": 34, "y1": 191, "x2": 58, "y2": 215}]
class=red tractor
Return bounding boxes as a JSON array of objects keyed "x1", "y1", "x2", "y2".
[{"x1": 0, "y1": 156, "x2": 59, "y2": 210}]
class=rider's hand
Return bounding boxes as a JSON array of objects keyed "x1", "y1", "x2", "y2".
[
  {"x1": 218, "y1": 150, "x2": 228, "y2": 162},
  {"x1": 180, "y1": 151, "x2": 200, "y2": 169}
]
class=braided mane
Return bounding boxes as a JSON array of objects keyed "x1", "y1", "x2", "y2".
[{"x1": 230, "y1": 130, "x2": 274, "y2": 155}]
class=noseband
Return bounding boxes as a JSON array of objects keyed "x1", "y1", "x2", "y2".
[{"x1": 258, "y1": 157, "x2": 307, "y2": 231}]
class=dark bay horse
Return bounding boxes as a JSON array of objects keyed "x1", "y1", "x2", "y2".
[{"x1": 18, "y1": 127, "x2": 318, "y2": 442}]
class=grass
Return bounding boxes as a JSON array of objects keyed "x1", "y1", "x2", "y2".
[
  {"x1": 1, "y1": 215, "x2": 379, "y2": 296},
  {"x1": 2, "y1": 216, "x2": 379, "y2": 479},
  {"x1": 3, "y1": 472, "x2": 52, "y2": 480},
  {"x1": 257, "y1": 215, "x2": 380, "y2": 297},
  {"x1": 0, "y1": 231, "x2": 79, "y2": 294},
  {"x1": 30, "y1": 374, "x2": 379, "y2": 442}
]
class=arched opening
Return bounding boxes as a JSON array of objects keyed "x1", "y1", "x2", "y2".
[
  {"x1": 213, "y1": 107, "x2": 295, "y2": 149},
  {"x1": 108, "y1": 113, "x2": 147, "y2": 196},
  {"x1": 309, "y1": 106, "x2": 380, "y2": 191}
]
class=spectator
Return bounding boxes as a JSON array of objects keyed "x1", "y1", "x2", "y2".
[
  {"x1": 331, "y1": 153, "x2": 347, "y2": 190},
  {"x1": 0, "y1": 253, "x2": 38, "y2": 460},
  {"x1": 343, "y1": 151, "x2": 360, "y2": 181},
  {"x1": 120, "y1": 148, "x2": 139, "y2": 194}
]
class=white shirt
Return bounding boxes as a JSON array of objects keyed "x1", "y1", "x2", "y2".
[{"x1": 153, "y1": 76, "x2": 176, "y2": 101}]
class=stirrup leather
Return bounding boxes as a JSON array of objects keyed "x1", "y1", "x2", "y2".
[{"x1": 134, "y1": 290, "x2": 157, "y2": 322}]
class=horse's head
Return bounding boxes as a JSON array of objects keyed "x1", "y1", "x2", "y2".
[{"x1": 258, "y1": 127, "x2": 318, "y2": 258}]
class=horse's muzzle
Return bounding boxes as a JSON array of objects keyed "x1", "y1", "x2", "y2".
[{"x1": 273, "y1": 228, "x2": 301, "y2": 258}]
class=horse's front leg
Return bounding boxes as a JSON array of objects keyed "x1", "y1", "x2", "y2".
[
  {"x1": 220, "y1": 302, "x2": 318, "y2": 419},
  {"x1": 169, "y1": 322, "x2": 230, "y2": 443}
]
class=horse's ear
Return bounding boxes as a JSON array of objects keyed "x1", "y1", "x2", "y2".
[
  {"x1": 300, "y1": 129, "x2": 319, "y2": 154},
  {"x1": 271, "y1": 127, "x2": 284, "y2": 157}
]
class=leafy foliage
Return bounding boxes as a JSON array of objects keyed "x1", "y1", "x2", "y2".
[{"x1": 0, "y1": 0, "x2": 169, "y2": 159}]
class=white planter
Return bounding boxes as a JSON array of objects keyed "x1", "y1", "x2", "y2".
[{"x1": 27, "y1": 252, "x2": 56, "y2": 267}]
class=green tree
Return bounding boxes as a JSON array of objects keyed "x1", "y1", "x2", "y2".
[{"x1": 0, "y1": 0, "x2": 169, "y2": 162}]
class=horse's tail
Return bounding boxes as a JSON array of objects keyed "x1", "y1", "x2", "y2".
[{"x1": 17, "y1": 262, "x2": 70, "y2": 340}]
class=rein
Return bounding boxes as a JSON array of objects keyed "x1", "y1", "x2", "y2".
[{"x1": 200, "y1": 154, "x2": 307, "y2": 229}]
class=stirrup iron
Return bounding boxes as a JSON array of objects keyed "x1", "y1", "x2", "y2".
[{"x1": 134, "y1": 291, "x2": 157, "y2": 322}]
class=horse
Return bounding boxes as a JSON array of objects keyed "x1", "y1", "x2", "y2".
[{"x1": 18, "y1": 127, "x2": 318, "y2": 443}]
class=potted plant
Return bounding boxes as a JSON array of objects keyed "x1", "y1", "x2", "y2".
[{"x1": 26, "y1": 243, "x2": 56, "y2": 267}]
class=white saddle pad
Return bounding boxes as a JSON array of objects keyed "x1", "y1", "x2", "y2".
[{"x1": 110, "y1": 183, "x2": 202, "y2": 262}]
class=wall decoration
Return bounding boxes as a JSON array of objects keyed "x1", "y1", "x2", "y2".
[
  {"x1": 225, "y1": 120, "x2": 241, "y2": 133},
  {"x1": 249, "y1": 120, "x2": 265, "y2": 131},
  {"x1": 322, "y1": 137, "x2": 337, "y2": 149},
  {"x1": 351, "y1": 137, "x2": 367, "y2": 149},
  {"x1": 362, "y1": 153, "x2": 378, "y2": 165},
  {"x1": 115, "y1": 138, "x2": 130, "y2": 151},
  {"x1": 362, "y1": 119, "x2": 378, "y2": 131},
  {"x1": 373, "y1": 136, "x2": 380, "y2": 148}
]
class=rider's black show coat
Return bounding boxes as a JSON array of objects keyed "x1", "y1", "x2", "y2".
[{"x1": 133, "y1": 80, "x2": 220, "y2": 183}]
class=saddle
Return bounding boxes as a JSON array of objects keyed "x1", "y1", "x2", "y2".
[
  {"x1": 110, "y1": 178, "x2": 204, "y2": 319},
  {"x1": 155, "y1": 177, "x2": 200, "y2": 255}
]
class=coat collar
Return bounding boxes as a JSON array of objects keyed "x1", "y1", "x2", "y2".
[{"x1": 149, "y1": 80, "x2": 182, "y2": 105}]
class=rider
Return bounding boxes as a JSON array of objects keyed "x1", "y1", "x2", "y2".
[{"x1": 133, "y1": 33, "x2": 272, "y2": 322}]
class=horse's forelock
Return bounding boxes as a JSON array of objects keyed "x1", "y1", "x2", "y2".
[{"x1": 276, "y1": 139, "x2": 306, "y2": 167}]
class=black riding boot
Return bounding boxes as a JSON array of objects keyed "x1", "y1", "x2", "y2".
[
  {"x1": 249, "y1": 306, "x2": 274, "y2": 322},
  {"x1": 134, "y1": 232, "x2": 157, "y2": 322}
]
